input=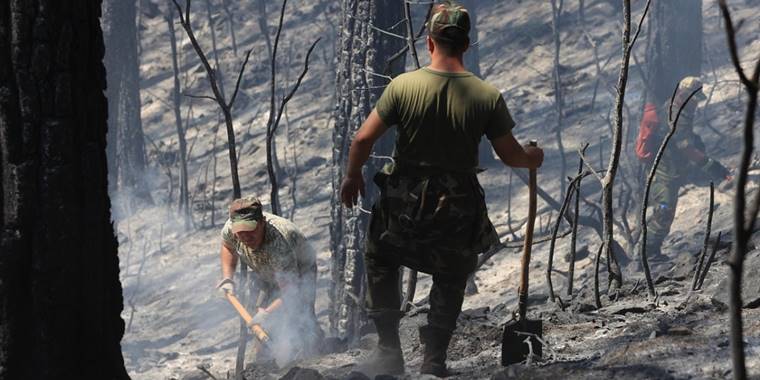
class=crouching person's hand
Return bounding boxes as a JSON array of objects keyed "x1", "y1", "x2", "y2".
[{"x1": 216, "y1": 277, "x2": 235, "y2": 297}]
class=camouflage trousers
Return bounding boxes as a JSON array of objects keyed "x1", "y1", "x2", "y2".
[
  {"x1": 366, "y1": 169, "x2": 499, "y2": 276},
  {"x1": 365, "y1": 253, "x2": 467, "y2": 332},
  {"x1": 646, "y1": 175, "x2": 682, "y2": 254},
  {"x1": 364, "y1": 168, "x2": 498, "y2": 331}
]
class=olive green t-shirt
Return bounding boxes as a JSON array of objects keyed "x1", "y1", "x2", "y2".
[{"x1": 375, "y1": 67, "x2": 515, "y2": 170}]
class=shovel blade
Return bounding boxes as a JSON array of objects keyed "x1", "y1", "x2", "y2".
[{"x1": 501, "y1": 319, "x2": 543, "y2": 366}]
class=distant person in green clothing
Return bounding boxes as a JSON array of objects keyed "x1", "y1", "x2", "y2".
[
  {"x1": 635, "y1": 76, "x2": 732, "y2": 261},
  {"x1": 340, "y1": 1, "x2": 543, "y2": 376}
]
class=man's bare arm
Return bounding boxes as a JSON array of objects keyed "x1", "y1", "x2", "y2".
[
  {"x1": 346, "y1": 110, "x2": 389, "y2": 177},
  {"x1": 341, "y1": 110, "x2": 389, "y2": 207},
  {"x1": 220, "y1": 243, "x2": 238, "y2": 280},
  {"x1": 490, "y1": 132, "x2": 544, "y2": 169}
]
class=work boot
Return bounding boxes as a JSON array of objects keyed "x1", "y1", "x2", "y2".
[
  {"x1": 355, "y1": 310, "x2": 405, "y2": 376},
  {"x1": 419, "y1": 325, "x2": 454, "y2": 377}
]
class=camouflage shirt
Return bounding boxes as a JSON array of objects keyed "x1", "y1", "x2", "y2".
[{"x1": 221, "y1": 212, "x2": 315, "y2": 285}]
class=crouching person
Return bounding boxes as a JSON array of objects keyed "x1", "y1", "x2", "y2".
[{"x1": 216, "y1": 196, "x2": 324, "y2": 363}]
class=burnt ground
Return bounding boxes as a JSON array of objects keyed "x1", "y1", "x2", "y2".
[
  {"x1": 238, "y1": 248, "x2": 760, "y2": 380},
  {"x1": 120, "y1": 1, "x2": 760, "y2": 379}
]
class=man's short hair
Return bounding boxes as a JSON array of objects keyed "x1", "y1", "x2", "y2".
[{"x1": 428, "y1": 1, "x2": 470, "y2": 56}]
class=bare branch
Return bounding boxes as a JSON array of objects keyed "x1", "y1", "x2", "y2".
[
  {"x1": 639, "y1": 86, "x2": 703, "y2": 299},
  {"x1": 196, "y1": 366, "x2": 219, "y2": 380},
  {"x1": 696, "y1": 231, "x2": 722, "y2": 290},
  {"x1": 566, "y1": 143, "x2": 589, "y2": 297},
  {"x1": 361, "y1": 68, "x2": 393, "y2": 81},
  {"x1": 384, "y1": 3, "x2": 433, "y2": 74},
  {"x1": 718, "y1": 3, "x2": 760, "y2": 378},
  {"x1": 547, "y1": 173, "x2": 583, "y2": 302},
  {"x1": 228, "y1": 48, "x2": 254, "y2": 109},
  {"x1": 347, "y1": 12, "x2": 407, "y2": 40},
  {"x1": 578, "y1": 147, "x2": 604, "y2": 184},
  {"x1": 271, "y1": 38, "x2": 321, "y2": 139},
  {"x1": 692, "y1": 182, "x2": 715, "y2": 291},
  {"x1": 173, "y1": 0, "x2": 227, "y2": 107},
  {"x1": 746, "y1": 187, "x2": 760, "y2": 234},
  {"x1": 718, "y1": 0, "x2": 757, "y2": 89},
  {"x1": 183, "y1": 93, "x2": 217, "y2": 101},
  {"x1": 629, "y1": 0, "x2": 652, "y2": 50},
  {"x1": 593, "y1": 243, "x2": 603, "y2": 309},
  {"x1": 404, "y1": 4, "x2": 421, "y2": 68},
  {"x1": 265, "y1": 0, "x2": 321, "y2": 216}
]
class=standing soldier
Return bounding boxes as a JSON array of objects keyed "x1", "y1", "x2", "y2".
[
  {"x1": 340, "y1": 1, "x2": 543, "y2": 376},
  {"x1": 636, "y1": 76, "x2": 731, "y2": 260},
  {"x1": 216, "y1": 196, "x2": 324, "y2": 362}
]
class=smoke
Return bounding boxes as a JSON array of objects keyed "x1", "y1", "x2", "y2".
[{"x1": 256, "y1": 241, "x2": 324, "y2": 367}]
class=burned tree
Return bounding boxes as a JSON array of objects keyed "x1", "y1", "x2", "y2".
[
  {"x1": 459, "y1": 0, "x2": 497, "y2": 167},
  {"x1": 263, "y1": 0, "x2": 320, "y2": 216},
  {"x1": 172, "y1": 0, "x2": 251, "y2": 200},
  {"x1": 103, "y1": 0, "x2": 153, "y2": 208},
  {"x1": 718, "y1": 2, "x2": 760, "y2": 379},
  {"x1": 599, "y1": 0, "x2": 650, "y2": 294},
  {"x1": 0, "y1": 1, "x2": 129, "y2": 378},
  {"x1": 549, "y1": 0, "x2": 568, "y2": 200},
  {"x1": 330, "y1": 0, "x2": 405, "y2": 340},
  {"x1": 645, "y1": 0, "x2": 703, "y2": 107},
  {"x1": 165, "y1": 7, "x2": 192, "y2": 228},
  {"x1": 171, "y1": 1, "x2": 253, "y2": 376}
]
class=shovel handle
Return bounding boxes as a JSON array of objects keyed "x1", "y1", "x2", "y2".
[
  {"x1": 518, "y1": 140, "x2": 538, "y2": 321},
  {"x1": 225, "y1": 292, "x2": 271, "y2": 344}
]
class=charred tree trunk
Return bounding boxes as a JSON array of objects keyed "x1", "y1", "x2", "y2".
[
  {"x1": 255, "y1": 0, "x2": 284, "y2": 183},
  {"x1": 103, "y1": 0, "x2": 153, "y2": 209},
  {"x1": 330, "y1": 0, "x2": 405, "y2": 340},
  {"x1": 717, "y1": 2, "x2": 759, "y2": 379},
  {"x1": 549, "y1": 0, "x2": 567, "y2": 200},
  {"x1": 645, "y1": 0, "x2": 702, "y2": 106},
  {"x1": 460, "y1": 0, "x2": 497, "y2": 167},
  {"x1": 204, "y1": 0, "x2": 225, "y2": 98},
  {"x1": 0, "y1": 1, "x2": 129, "y2": 378},
  {"x1": 166, "y1": 9, "x2": 192, "y2": 228},
  {"x1": 264, "y1": 1, "x2": 319, "y2": 217},
  {"x1": 601, "y1": 0, "x2": 651, "y2": 295}
]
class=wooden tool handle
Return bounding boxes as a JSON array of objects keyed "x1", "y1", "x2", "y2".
[
  {"x1": 518, "y1": 140, "x2": 538, "y2": 321},
  {"x1": 226, "y1": 292, "x2": 271, "y2": 343}
]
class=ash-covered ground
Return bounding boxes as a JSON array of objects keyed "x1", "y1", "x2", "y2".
[
  {"x1": 237, "y1": 245, "x2": 760, "y2": 380},
  {"x1": 114, "y1": 1, "x2": 760, "y2": 379}
]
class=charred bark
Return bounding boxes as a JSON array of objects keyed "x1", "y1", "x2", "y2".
[
  {"x1": 330, "y1": 0, "x2": 404, "y2": 340},
  {"x1": 639, "y1": 85, "x2": 702, "y2": 299},
  {"x1": 103, "y1": 0, "x2": 153, "y2": 208},
  {"x1": 549, "y1": 0, "x2": 567, "y2": 200},
  {"x1": 718, "y1": 2, "x2": 760, "y2": 379},
  {"x1": 0, "y1": 1, "x2": 128, "y2": 378},
  {"x1": 600, "y1": 0, "x2": 651, "y2": 295},
  {"x1": 460, "y1": 0, "x2": 497, "y2": 167},
  {"x1": 645, "y1": 0, "x2": 702, "y2": 106},
  {"x1": 166, "y1": 9, "x2": 192, "y2": 228},
  {"x1": 264, "y1": 0, "x2": 320, "y2": 216}
]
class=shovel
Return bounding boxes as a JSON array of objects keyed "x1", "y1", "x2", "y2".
[
  {"x1": 225, "y1": 292, "x2": 272, "y2": 345},
  {"x1": 501, "y1": 140, "x2": 543, "y2": 366}
]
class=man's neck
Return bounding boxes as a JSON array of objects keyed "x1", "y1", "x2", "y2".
[{"x1": 428, "y1": 54, "x2": 466, "y2": 73}]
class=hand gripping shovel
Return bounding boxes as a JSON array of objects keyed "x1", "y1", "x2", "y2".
[
  {"x1": 501, "y1": 140, "x2": 543, "y2": 366},
  {"x1": 225, "y1": 292, "x2": 271, "y2": 345}
]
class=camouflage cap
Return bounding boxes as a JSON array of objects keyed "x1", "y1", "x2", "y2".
[
  {"x1": 229, "y1": 196, "x2": 263, "y2": 233},
  {"x1": 427, "y1": 1, "x2": 471, "y2": 41},
  {"x1": 677, "y1": 76, "x2": 707, "y2": 101}
]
